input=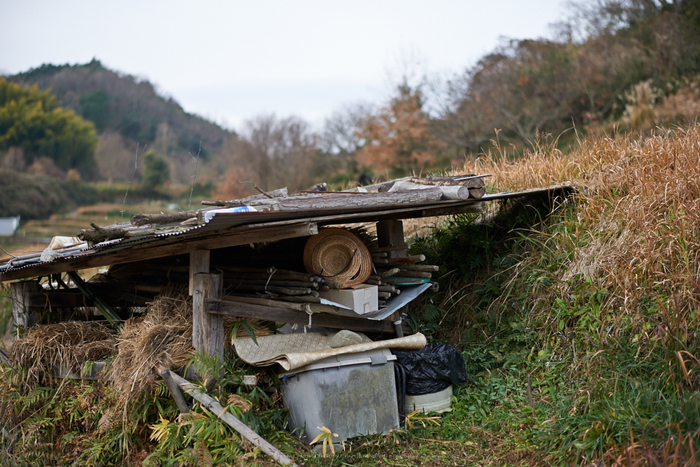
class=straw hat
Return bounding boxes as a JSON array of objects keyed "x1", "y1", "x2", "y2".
[{"x1": 303, "y1": 228, "x2": 372, "y2": 288}]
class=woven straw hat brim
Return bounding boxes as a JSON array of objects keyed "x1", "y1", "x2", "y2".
[{"x1": 303, "y1": 228, "x2": 372, "y2": 288}]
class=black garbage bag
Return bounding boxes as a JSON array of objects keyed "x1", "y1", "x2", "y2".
[{"x1": 393, "y1": 344, "x2": 467, "y2": 395}]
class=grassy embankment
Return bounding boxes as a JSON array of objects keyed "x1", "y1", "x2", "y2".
[{"x1": 1, "y1": 125, "x2": 699, "y2": 466}]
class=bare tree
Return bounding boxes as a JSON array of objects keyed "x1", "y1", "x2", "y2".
[
  {"x1": 217, "y1": 115, "x2": 319, "y2": 198},
  {"x1": 94, "y1": 131, "x2": 138, "y2": 182}
]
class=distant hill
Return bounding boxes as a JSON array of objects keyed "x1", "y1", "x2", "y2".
[{"x1": 8, "y1": 59, "x2": 237, "y2": 183}]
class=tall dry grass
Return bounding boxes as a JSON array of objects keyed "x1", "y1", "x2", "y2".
[{"x1": 459, "y1": 125, "x2": 700, "y2": 316}]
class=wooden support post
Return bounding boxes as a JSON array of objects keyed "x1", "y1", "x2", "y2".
[
  {"x1": 189, "y1": 249, "x2": 210, "y2": 296},
  {"x1": 10, "y1": 281, "x2": 40, "y2": 338},
  {"x1": 192, "y1": 269, "x2": 224, "y2": 363},
  {"x1": 377, "y1": 219, "x2": 407, "y2": 259}
]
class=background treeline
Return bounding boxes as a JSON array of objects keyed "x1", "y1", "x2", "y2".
[{"x1": 2, "y1": 0, "x2": 700, "y2": 219}]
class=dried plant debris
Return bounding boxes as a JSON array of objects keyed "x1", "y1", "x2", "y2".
[
  {"x1": 109, "y1": 286, "x2": 193, "y2": 405},
  {"x1": 10, "y1": 321, "x2": 117, "y2": 386}
]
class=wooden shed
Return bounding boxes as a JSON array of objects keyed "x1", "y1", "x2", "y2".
[{"x1": 0, "y1": 176, "x2": 571, "y2": 361}]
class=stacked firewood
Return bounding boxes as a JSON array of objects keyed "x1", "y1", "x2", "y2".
[
  {"x1": 366, "y1": 246, "x2": 439, "y2": 308},
  {"x1": 221, "y1": 266, "x2": 341, "y2": 299}
]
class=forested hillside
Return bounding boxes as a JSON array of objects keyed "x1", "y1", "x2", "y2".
[
  {"x1": 2, "y1": 0, "x2": 700, "y2": 216},
  {"x1": 9, "y1": 59, "x2": 234, "y2": 184}
]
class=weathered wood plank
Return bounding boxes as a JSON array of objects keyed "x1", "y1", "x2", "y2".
[
  {"x1": 201, "y1": 187, "x2": 289, "y2": 207},
  {"x1": 226, "y1": 187, "x2": 444, "y2": 211},
  {"x1": 207, "y1": 299, "x2": 397, "y2": 334}
]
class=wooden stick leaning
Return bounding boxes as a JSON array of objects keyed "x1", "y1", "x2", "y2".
[
  {"x1": 155, "y1": 364, "x2": 299, "y2": 467},
  {"x1": 156, "y1": 366, "x2": 190, "y2": 414}
]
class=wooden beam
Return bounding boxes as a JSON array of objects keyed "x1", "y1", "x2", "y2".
[
  {"x1": 26, "y1": 291, "x2": 140, "y2": 309},
  {"x1": 207, "y1": 299, "x2": 397, "y2": 334},
  {"x1": 193, "y1": 272, "x2": 224, "y2": 363}
]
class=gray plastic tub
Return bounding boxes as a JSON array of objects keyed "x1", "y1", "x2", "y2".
[
  {"x1": 405, "y1": 385, "x2": 453, "y2": 414},
  {"x1": 281, "y1": 348, "x2": 399, "y2": 443}
]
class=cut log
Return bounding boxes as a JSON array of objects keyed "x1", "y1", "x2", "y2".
[
  {"x1": 131, "y1": 211, "x2": 201, "y2": 226},
  {"x1": 77, "y1": 223, "x2": 129, "y2": 243},
  {"x1": 383, "y1": 278, "x2": 427, "y2": 285},
  {"x1": 388, "y1": 180, "x2": 470, "y2": 200},
  {"x1": 386, "y1": 254, "x2": 426, "y2": 265},
  {"x1": 413, "y1": 174, "x2": 489, "y2": 189},
  {"x1": 387, "y1": 270, "x2": 432, "y2": 279},
  {"x1": 468, "y1": 187, "x2": 486, "y2": 199},
  {"x1": 379, "y1": 268, "x2": 401, "y2": 279},
  {"x1": 385, "y1": 264, "x2": 439, "y2": 272}
]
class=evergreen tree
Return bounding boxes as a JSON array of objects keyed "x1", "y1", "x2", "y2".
[{"x1": 0, "y1": 77, "x2": 98, "y2": 178}]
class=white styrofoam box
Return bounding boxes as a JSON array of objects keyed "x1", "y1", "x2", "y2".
[{"x1": 319, "y1": 284, "x2": 379, "y2": 315}]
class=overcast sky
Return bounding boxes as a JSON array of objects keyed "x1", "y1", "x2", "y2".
[{"x1": 1, "y1": 0, "x2": 567, "y2": 132}]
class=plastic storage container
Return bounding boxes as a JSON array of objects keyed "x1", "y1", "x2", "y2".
[
  {"x1": 281, "y1": 348, "x2": 399, "y2": 443},
  {"x1": 405, "y1": 385, "x2": 453, "y2": 414}
]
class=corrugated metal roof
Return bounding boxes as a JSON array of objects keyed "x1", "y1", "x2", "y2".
[{"x1": 0, "y1": 184, "x2": 573, "y2": 282}]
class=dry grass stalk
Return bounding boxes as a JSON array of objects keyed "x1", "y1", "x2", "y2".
[
  {"x1": 10, "y1": 321, "x2": 116, "y2": 386},
  {"x1": 109, "y1": 286, "x2": 193, "y2": 406}
]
